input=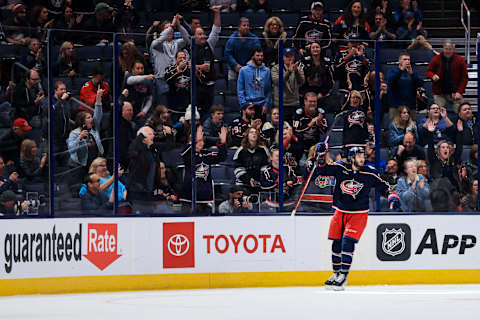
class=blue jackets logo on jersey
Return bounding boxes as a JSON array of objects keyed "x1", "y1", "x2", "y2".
[
  {"x1": 347, "y1": 110, "x2": 365, "y2": 127},
  {"x1": 195, "y1": 162, "x2": 209, "y2": 181},
  {"x1": 340, "y1": 179, "x2": 364, "y2": 198}
]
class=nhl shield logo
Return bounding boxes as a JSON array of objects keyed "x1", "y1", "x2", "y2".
[
  {"x1": 382, "y1": 228, "x2": 405, "y2": 256},
  {"x1": 376, "y1": 223, "x2": 411, "y2": 261}
]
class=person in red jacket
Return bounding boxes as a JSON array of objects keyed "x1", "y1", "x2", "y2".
[
  {"x1": 80, "y1": 67, "x2": 110, "y2": 111},
  {"x1": 426, "y1": 40, "x2": 468, "y2": 113}
]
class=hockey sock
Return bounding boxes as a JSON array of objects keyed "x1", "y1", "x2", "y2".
[
  {"x1": 340, "y1": 237, "x2": 356, "y2": 275},
  {"x1": 332, "y1": 239, "x2": 341, "y2": 273}
]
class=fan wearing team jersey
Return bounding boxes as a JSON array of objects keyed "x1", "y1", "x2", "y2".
[
  {"x1": 309, "y1": 144, "x2": 399, "y2": 290},
  {"x1": 293, "y1": 92, "x2": 328, "y2": 152},
  {"x1": 334, "y1": 34, "x2": 370, "y2": 92},
  {"x1": 342, "y1": 90, "x2": 370, "y2": 148}
]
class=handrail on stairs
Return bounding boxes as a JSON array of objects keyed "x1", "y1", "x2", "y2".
[{"x1": 461, "y1": 0, "x2": 471, "y2": 65}]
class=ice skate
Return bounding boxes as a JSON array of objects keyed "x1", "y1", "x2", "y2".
[
  {"x1": 324, "y1": 272, "x2": 339, "y2": 290},
  {"x1": 332, "y1": 273, "x2": 348, "y2": 291}
]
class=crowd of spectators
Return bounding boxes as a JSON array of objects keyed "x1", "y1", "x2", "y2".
[{"x1": 0, "y1": 0, "x2": 477, "y2": 216}]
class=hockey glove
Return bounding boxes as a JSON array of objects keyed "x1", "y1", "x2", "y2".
[{"x1": 388, "y1": 192, "x2": 401, "y2": 210}]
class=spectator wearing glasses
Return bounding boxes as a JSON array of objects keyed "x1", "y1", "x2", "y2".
[
  {"x1": 418, "y1": 104, "x2": 455, "y2": 146},
  {"x1": 293, "y1": 1, "x2": 331, "y2": 56},
  {"x1": 79, "y1": 157, "x2": 127, "y2": 202},
  {"x1": 261, "y1": 16, "x2": 287, "y2": 68},
  {"x1": 12, "y1": 69, "x2": 45, "y2": 123},
  {"x1": 80, "y1": 173, "x2": 114, "y2": 213}
]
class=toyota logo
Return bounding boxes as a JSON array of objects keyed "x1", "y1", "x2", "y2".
[{"x1": 167, "y1": 234, "x2": 190, "y2": 256}]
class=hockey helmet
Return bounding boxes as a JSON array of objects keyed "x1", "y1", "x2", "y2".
[{"x1": 347, "y1": 146, "x2": 365, "y2": 159}]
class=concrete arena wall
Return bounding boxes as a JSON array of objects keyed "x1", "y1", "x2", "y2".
[{"x1": 0, "y1": 215, "x2": 479, "y2": 296}]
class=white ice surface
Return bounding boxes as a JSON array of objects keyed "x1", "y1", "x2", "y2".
[{"x1": 1, "y1": 285, "x2": 480, "y2": 320}]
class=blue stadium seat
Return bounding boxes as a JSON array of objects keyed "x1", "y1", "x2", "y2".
[
  {"x1": 379, "y1": 49, "x2": 401, "y2": 64},
  {"x1": 328, "y1": 129, "x2": 343, "y2": 146},
  {"x1": 461, "y1": 145, "x2": 472, "y2": 162},
  {"x1": 223, "y1": 148, "x2": 237, "y2": 165},
  {"x1": 161, "y1": 147, "x2": 184, "y2": 168},
  {"x1": 215, "y1": 79, "x2": 227, "y2": 91},
  {"x1": 277, "y1": 13, "x2": 300, "y2": 29},
  {"x1": 222, "y1": 13, "x2": 240, "y2": 27},
  {"x1": 223, "y1": 112, "x2": 239, "y2": 126},
  {"x1": 183, "y1": 12, "x2": 210, "y2": 27},
  {"x1": 151, "y1": 12, "x2": 176, "y2": 23},
  {"x1": 244, "y1": 13, "x2": 268, "y2": 28},
  {"x1": 213, "y1": 94, "x2": 225, "y2": 105},
  {"x1": 408, "y1": 50, "x2": 435, "y2": 65},
  {"x1": 76, "y1": 46, "x2": 106, "y2": 61},
  {"x1": 414, "y1": 65, "x2": 428, "y2": 78},
  {"x1": 324, "y1": 0, "x2": 350, "y2": 10},
  {"x1": 0, "y1": 112, "x2": 12, "y2": 128},
  {"x1": 72, "y1": 77, "x2": 90, "y2": 94},
  {"x1": 224, "y1": 95, "x2": 241, "y2": 113},
  {"x1": 211, "y1": 164, "x2": 234, "y2": 183},
  {"x1": 380, "y1": 147, "x2": 391, "y2": 161},
  {"x1": 270, "y1": 0, "x2": 292, "y2": 11}
]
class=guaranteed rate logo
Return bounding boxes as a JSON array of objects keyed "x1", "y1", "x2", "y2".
[
  {"x1": 83, "y1": 224, "x2": 122, "y2": 270},
  {"x1": 4, "y1": 225, "x2": 82, "y2": 274}
]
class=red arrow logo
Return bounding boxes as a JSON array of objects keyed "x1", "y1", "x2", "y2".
[{"x1": 84, "y1": 224, "x2": 122, "y2": 270}]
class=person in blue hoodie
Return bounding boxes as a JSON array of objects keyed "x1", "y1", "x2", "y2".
[
  {"x1": 237, "y1": 47, "x2": 272, "y2": 116},
  {"x1": 224, "y1": 17, "x2": 261, "y2": 84}
]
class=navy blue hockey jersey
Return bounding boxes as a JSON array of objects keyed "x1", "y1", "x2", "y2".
[
  {"x1": 314, "y1": 160, "x2": 390, "y2": 213},
  {"x1": 180, "y1": 143, "x2": 227, "y2": 202}
]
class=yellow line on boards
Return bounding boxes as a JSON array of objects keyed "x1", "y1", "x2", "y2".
[{"x1": 1, "y1": 270, "x2": 480, "y2": 296}]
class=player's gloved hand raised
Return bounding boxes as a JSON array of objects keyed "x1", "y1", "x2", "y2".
[
  {"x1": 388, "y1": 192, "x2": 400, "y2": 211},
  {"x1": 315, "y1": 142, "x2": 328, "y2": 165}
]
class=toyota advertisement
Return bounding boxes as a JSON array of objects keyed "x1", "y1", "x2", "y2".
[{"x1": 1, "y1": 216, "x2": 479, "y2": 279}]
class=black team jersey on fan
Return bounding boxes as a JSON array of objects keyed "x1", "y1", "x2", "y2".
[
  {"x1": 180, "y1": 142, "x2": 227, "y2": 203},
  {"x1": 293, "y1": 106, "x2": 328, "y2": 151},
  {"x1": 228, "y1": 117, "x2": 250, "y2": 147},
  {"x1": 312, "y1": 160, "x2": 390, "y2": 213},
  {"x1": 334, "y1": 48, "x2": 370, "y2": 91},
  {"x1": 342, "y1": 107, "x2": 370, "y2": 147},
  {"x1": 260, "y1": 164, "x2": 301, "y2": 201},
  {"x1": 293, "y1": 16, "x2": 332, "y2": 51}
]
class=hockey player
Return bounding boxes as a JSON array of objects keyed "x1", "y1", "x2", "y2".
[{"x1": 309, "y1": 144, "x2": 399, "y2": 290}]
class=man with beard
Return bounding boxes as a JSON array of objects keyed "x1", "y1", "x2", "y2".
[
  {"x1": 224, "y1": 17, "x2": 261, "y2": 84},
  {"x1": 12, "y1": 69, "x2": 45, "y2": 122},
  {"x1": 308, "y1": 144, "x2": 399, "y2": 290},
  {"x1": 191, "y1": 6, "x2": 221, "y2": 119},
  {"x1": 228, "y1": 104, "x2": 258, "y2": 148},
  {"x1": 293, "y1": 1, "x2": 332, "y2": 55},
  {"x1": 237, "y1": 48, "x2": 271, "y2": 116},
  {"x1": 5, "y1": 4, "x2": 31, "y2": 45}
]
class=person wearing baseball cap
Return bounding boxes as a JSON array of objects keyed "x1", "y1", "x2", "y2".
[
  {"x1": 293, "y1": 1, "x2": 331, "y2": 55},
  {"x1": 0, "y1": 190, "x2": 22, "y2": 216},
  {"x1": 81, "y1": 1, "x2": 116, "y2": 45},
  {"x1": 0, "y1": 118, "x2": 32, "y2": 166},
  {"x1": 271, "y1": 47, "x2": 305, "y2": 122}
]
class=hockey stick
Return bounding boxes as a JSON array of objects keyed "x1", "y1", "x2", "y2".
[{"x1": 291, "y1": 110, "x2": 349, "y2": 217}]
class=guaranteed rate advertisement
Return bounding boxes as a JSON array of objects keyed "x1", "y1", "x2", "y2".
[{"x1": 0, "y1": 216, "x2": 479, "y2": 280}]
